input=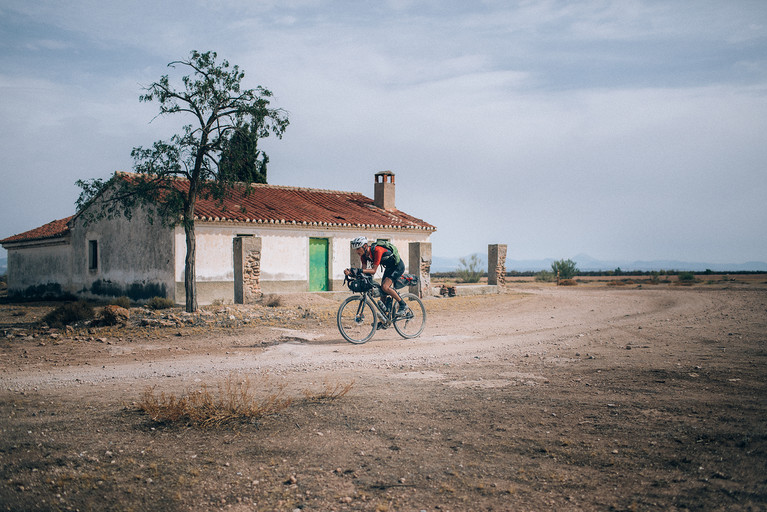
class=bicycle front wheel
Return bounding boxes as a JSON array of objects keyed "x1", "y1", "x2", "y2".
[
  {"x1": 337, "y1": 295, "x2": 377, "y2": 344},
  {"x1": 393, "y1": 293, "x2": 426, "y2": 339}
]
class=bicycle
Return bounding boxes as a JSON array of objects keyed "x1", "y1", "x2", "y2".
[{"x1": 337, "y1": 269, "x2": 426, "y2": 344}]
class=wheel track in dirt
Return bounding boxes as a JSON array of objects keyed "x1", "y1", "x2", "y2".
[{"x1": 0, "y1": 286, "x2": 726, "y2": 393}]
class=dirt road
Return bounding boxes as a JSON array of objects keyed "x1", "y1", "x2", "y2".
[{"x1": 1, "y1": 282, "x2": 766, "y2": 511}]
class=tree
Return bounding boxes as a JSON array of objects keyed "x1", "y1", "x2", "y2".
[
  {"x1": 76, "y1": 50, "x2": 289, "y2": 312},
  {"x1": 551, "y1": 258, "x2": 578, "y2": 280}
]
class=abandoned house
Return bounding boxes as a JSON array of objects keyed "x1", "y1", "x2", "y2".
[{"x1": 1, "y1": 171, "x2": 435, "y2": 304}]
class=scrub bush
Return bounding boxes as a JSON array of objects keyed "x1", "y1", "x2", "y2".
[
  {"x1": 147, "y1": 296, "x2": 175, "y2": 310},
  {"x1": 43, "y1": 300, "x2": 95, "y2": 328}
]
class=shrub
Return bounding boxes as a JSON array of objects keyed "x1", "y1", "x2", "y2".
[
  {"x1": 147, "y1": 296, "x2": 175, "y2": 310},
  {"x1": 551, "y1": 259, "x2": 579, "y2": 280},
  {"x1": 678, "y1": 272, "x2": 695, "y2": 282},
  {"x1": 457, "y1": 254, "x2": 483, "y2": 283},
  {"x1": 558, "y1": 278, "x2": 578, "y2": 286},
  {"x1": 535, "y1": 270, "x2": 555, "y2": 282},
  {"x1": 110, "y1": 296, "x2": 132, "y2": 309},
  {"x1": 43, "y1": 300, "x2": 95, "y2": 328}
]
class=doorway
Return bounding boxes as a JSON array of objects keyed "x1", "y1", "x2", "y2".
[{"x1": 309, "y1": 238, "x2": 329, "y2": 291}]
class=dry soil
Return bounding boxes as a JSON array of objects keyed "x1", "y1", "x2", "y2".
[{"x1": 1, "y1": 279, "x2": 766, "y2": 511}]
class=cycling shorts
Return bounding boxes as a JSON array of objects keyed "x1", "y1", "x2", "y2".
[{"x1": 382, "y1": 260, "x2": 405, "y2": 284}]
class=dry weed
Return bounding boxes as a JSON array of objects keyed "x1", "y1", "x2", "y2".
[
  {"x1": 137, "y1": 374, "x2": 292, "y2": 427},
  {"x1": 302, "y1": 379, "x2": 355, "y2": 402},
  {"x1": 137, "y1": 373, "x2": 354, "y2": 428}
]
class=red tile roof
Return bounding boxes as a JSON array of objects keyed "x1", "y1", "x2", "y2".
[
  {"x1": 1, "y1": 216, "x2": 73, "y2": 245},
  {"x1": 1, "y1": 176, "x2": 435, "y2": 245},
  {"x1": 192, "y1": 181, "x2": 436, "y2": 231}
]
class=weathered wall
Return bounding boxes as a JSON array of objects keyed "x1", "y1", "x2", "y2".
[
  {"x1": 5, "y1": 239, "x2": 72, "y2": 299},
  {"x1": 69, "y1": 210, "x2": 175, "y2": 301}
]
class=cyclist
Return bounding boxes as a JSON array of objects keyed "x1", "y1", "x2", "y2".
[{"x1": 345, "y1": 236, "x2": 410, "y2": 317}]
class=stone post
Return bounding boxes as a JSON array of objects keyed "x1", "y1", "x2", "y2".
[
  {"x1": 488, "y1": 244, "x2": 507, "y2": 287},
  {"x1": 234, "y1": 236, "x2": 262, "y2": 304},
  {"x1": 350, "y1": 242, "x2": 362, "y2": 270},
  {"x1": 409, "y1": 242, "x2": 432, "y2": 298}
]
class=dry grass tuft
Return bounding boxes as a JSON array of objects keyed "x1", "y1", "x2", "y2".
[
  {"x1": 137, "y1": 374, "x2": 292, "y2": 427},
  {"x1": 302, "y1": 379, "x2": 355, "y2": 402},
  {"x1": 137, "y1": 373, "x2": 354, "y2": 428}
]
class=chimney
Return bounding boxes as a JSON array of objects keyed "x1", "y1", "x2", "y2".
[{"x1": 374, "y1": 171, "x2": 395, "y2": 210}]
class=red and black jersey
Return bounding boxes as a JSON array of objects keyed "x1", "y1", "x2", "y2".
[{"x1": 362, "y1": 245, "x2": 396, "y2": 270}]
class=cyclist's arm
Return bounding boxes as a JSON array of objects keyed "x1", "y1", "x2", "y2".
[{"x1": 362, "y1": 247, "x2": 384, "y2": 275}]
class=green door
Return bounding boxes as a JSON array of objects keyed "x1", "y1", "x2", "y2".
[{"x1": 309, "y1": 238, "x2": 329, "y2": 291}]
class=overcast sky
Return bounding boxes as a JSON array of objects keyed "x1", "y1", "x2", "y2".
[{"x1": 1, "y1": 0, "x2": 766, "y2": 265}]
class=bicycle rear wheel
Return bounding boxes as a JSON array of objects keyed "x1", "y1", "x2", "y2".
[
  {"x1": 393, "y1": 293, "x2": 426, "y2": 339},
  {"x1": 337, "y1": 295, "x2": 376, "y2": 344}
]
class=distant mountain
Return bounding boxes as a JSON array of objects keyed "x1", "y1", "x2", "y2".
[
  {"x1": 0, "y1": 257, "x2": 6, "y2": 275},
  {"x1": 431, "y1": 254, "x2": 767, "y2": 273}
]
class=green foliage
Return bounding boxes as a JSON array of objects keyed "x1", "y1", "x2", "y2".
[
  {"x1": 43, "y1": 301, "x2": 95, "y2": 328},
  {"x1": 75, "y1": 50, "x2": 289, "y2": 313},
  {"x1": 551, "y1": 259, "x2": 579, "y2": 280},
  {"x1": 535, "y1": 270, "x2": 555, "y2": 282},
  {"x1": 76, "y1": 50, "x2": 289, "y2": 227},
  {"x1": 218, "y1": 122, "x2": 268, "y2": 184},
  {"x1": 147, "y1": 296, "x2": 175, "y2": 310},
  {"x1": 457, "y1": 254, "x2": 483, "y2": 283},
  {"x1": 677, "y1": 272, "x2": 696, "y2": 282}
]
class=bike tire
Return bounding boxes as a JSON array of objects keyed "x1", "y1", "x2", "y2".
[
  {"x1": 337, "y1": 295, "x2": 377, "y2": 344},
  {"x1": 393, "y1": 293, "x2": 426, "y2": 339}
]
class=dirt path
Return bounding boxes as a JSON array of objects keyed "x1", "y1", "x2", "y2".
[{"x1": 1, "y1": 284, "x2": 766, "y2": 511}]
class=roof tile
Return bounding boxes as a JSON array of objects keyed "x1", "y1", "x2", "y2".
[
  {"x1": 2, "y1": 176, "x2": 435, "y2": 245},
  {"x1": 1, "y1": 216, "x2": 73, "y2": 244}
]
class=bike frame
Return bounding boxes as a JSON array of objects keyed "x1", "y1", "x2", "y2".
[{"x1": 355, "y1": 284, "x2": 395, "y2": 328}]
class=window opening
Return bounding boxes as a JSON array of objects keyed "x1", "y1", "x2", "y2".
[{"x1": 88, "y1": 240, "x2": 98, "y2": 271}]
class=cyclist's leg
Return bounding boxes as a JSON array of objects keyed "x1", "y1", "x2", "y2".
[
  {"x1": 381, "y1": 276, "x2": 402, "y2": 303},
  {"x1": 382, "y1": 262, "x2": 408, "y2": 314}
]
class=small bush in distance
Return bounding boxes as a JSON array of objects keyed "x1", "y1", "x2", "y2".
[
  {"x1": 535, "y1": 270, "x2": 555, "y2": 282},
  {"x1": 43, "y1": 300, "x2": 95, "y2": 328},
  {"x1": 147, "y1": 296, "x2": 175, "y2": 310},
  {"x1": 558, "y1": 278, "x2": 578, "y2": 286},
  {"x1": 457, "y1": 254, "x2": 483, "y2": 283},
  {"x1": 551, "y1": 259, "x2": 579, "y2": 280}
]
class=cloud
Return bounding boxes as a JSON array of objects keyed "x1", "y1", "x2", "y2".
[{"x1": 1, "y1": 0, "x2": 766, "y2": 264}]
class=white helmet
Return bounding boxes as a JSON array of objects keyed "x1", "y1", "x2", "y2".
[{"x1": 351, "y1": 236, "x2": 368, "y2": 249}]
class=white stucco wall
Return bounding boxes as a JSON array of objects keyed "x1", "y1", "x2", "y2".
[{"x1": 174, "y1": 223, "x2": 432, "y2": 304}]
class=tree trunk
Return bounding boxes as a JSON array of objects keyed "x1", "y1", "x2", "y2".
[{"x1": 184, "y1": 222, "x2": 198, "y2": 312}]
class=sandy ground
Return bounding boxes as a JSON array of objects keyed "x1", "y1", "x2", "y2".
[{"x1": 1, "y1": 279, "x2": 766, "y2": 511}]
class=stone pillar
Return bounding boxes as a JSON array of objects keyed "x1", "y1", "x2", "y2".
[
  {"x1": 350, "y1": 242, "x2": 362, "y2": 270},
  {"x1": 488, "y1": 244, "x2": 507, "y2": 287},
  {"x1": 409, "y1": 242, "x2": 432, "y2": 298},
  {"x1": 234, "y1": 236, "x2": 262, "y2": 304}
]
